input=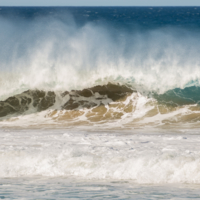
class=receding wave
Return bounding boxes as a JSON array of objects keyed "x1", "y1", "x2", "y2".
[{"x1": 1, "y1": 83, "x2": 200, "y2": 128}]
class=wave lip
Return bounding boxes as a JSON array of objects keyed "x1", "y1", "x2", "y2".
[
  {"x1": 0, "y1": 83, "x2": 134, "y2": 117},
  {"x1": 0, "y1": 90, "x2": 56, "y2": 118}
]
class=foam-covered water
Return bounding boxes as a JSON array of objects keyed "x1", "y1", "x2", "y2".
[
  {"x1": 1, "y1": 128, "x2": 200, "y2": 199},
  {"x1": 1, "y1": 128, "x2": 200, "y2": 183},
  {"x1": 1, "y1": 6, "x2": 200, "y2": 199}
]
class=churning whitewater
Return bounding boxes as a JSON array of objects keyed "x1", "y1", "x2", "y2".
[{"x1": 1, "y1": 128, "x2": 200, "y2": 184}]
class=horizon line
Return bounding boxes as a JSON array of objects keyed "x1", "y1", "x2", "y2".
[{"x1": 1, "y1": 5, "x2": 200, "y2": 7}]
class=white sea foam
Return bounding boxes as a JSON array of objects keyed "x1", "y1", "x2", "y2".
[{"x1": 0, "y1": 129, "x2": 200, "y2": 184}]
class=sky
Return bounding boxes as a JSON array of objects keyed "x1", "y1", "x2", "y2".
[{"x1": 1, "y1": 0, "x2": 200, "y2": 6}]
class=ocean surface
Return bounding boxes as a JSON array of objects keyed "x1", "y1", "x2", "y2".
[{"x1": 1, "y1": 6, "x2": 200, "y2": 199}]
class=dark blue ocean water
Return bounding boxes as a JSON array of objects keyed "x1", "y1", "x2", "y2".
[{"x1": 1, "y1": 7, "x2": 200, "y2": 29}]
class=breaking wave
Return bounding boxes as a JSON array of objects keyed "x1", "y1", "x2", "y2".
[
  {"x1": 1, "y1": 10, "x2": 200, "y2": 128},
  {"x1": 1, "y1": 83, "x2": 200, "y2": 128}
]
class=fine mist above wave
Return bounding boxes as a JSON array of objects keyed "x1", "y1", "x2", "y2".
[{"x1": 1, "y1": 13, "x2": 200, "y2": 101}]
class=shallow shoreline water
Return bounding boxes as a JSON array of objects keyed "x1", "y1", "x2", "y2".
[{"x1": 1, "y1": 177, "x2": 200, "y2": 199}]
